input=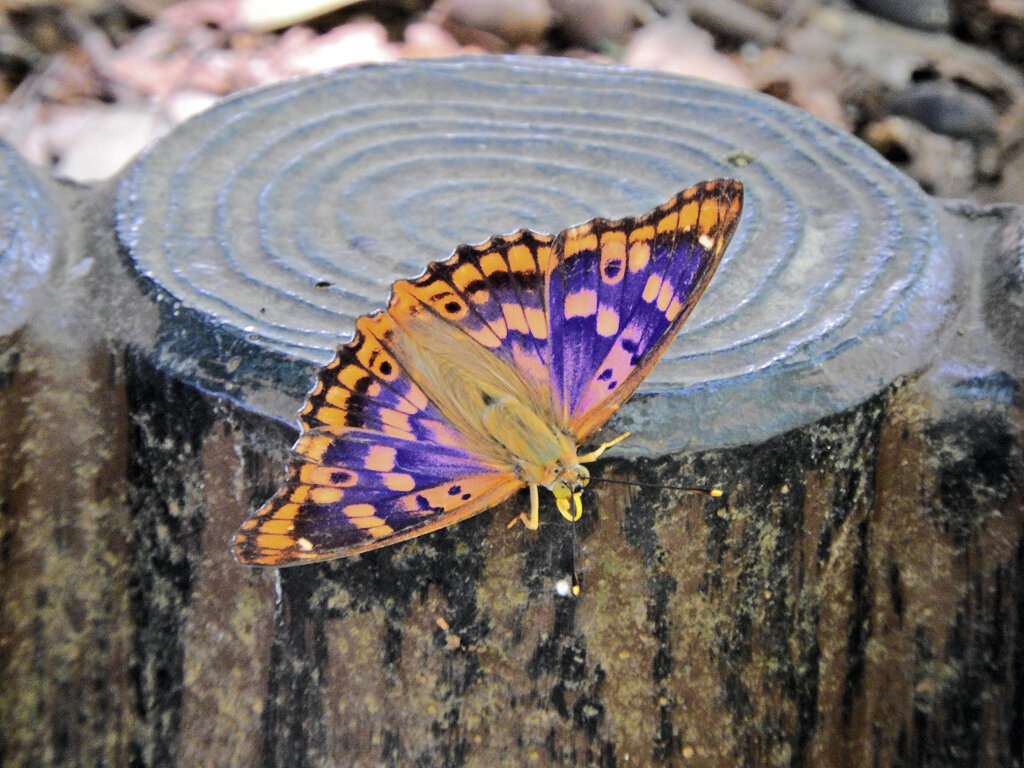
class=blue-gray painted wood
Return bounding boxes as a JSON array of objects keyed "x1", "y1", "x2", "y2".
[
  {"x1": 114, "y1": 55, "x2": 951, "y2": 453},
  {"x1": 0, "y1": 140, "x2": 60, "y2": 335}
]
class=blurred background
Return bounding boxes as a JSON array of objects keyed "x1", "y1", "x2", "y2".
[{"x1": 0, "y1": 0, "x2": 1020, "y2": 203}]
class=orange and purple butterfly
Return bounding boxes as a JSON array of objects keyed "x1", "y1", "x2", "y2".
[{"x1": 233, "y1": 179, "x2": 744, "y2": 566}]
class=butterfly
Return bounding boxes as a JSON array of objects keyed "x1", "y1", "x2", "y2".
[{"x1": 233, "y1": 179, "x2": 744, "y2": 566}]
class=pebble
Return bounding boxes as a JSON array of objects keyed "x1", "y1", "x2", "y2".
[
  {"x1": 852, "y1": 0, "x2": 952, "y2": 32},
  {"x1": 437, "y1": 0, "x2": 553, "y2": 48},
  {"x1": 885, "y1": 80, "x2": 999, "y2": 142},
  {"x1": 862, "y1": 116, "x2": 977, "y2": 197},
  {"x1": 550, "y1": 0, "x2": 644, "y2": 48},
  {"x1": 623, "y1": 18, "x2": 752, "y2": 90}
]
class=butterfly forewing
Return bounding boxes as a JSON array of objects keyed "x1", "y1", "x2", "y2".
[
  {"x1": 389, "y1": 231, "x2": 556, "y2": 406},
  {"x1": 550, "y1": 180, "x2": 743, "y2": 440},
  {"x1": 233, "y1": 179, "x2": 743, "y2": 565}
]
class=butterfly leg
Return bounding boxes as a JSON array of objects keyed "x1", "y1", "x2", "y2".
[
  {"x1": 507, "y1": 484, "x2": 541, "y2": 530},
  {"x1": 578, "y1": 431, "x2": 631, "y2": 463}
]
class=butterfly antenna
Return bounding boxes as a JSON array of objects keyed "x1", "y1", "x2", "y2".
[{"x1": 588, "y1": 476, "x2": 724, "y2": 498}]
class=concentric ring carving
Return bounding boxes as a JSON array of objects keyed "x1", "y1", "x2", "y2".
[{"x1": 116, "y1": 56, "x2": 949, "y2": 450}]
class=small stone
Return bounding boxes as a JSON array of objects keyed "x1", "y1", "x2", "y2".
[
  {"x1": 437, "y1": 0, "x2": 553, "y2": 48},
  {"x1": 852, "y1": 0, "x2": 951, "y2": 32},
  {"x1": 885, "y1": 80, "x2": 999, "y2": 142},
  {"x1": 550, "y1": 0, "x2": 643, "y2": 48},
  {"x1": 623, "y1": 18, "x2": 751, "y2": 90}
]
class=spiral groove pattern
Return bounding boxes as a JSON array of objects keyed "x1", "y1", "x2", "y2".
[{"x1": 115, "y1": 56, "x2": 949, "y2": 449}]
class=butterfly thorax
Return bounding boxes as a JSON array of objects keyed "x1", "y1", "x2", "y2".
[{"x1": 391, "y1": 307, "x2": 577, "y2": 484}]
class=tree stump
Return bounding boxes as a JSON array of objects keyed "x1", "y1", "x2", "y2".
[{"x1": 1, "y1": 56, "x2": 1022, "y2": 768}]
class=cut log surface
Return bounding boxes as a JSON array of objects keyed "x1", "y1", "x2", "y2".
[
  {"x1": 1, "y1": 56, "x2": 1022, "y2": 768},
  {"x1": 114, "y1": 55, "x2": 949, "y2": 452}
]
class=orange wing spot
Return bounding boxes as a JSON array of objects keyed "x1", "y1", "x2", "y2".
[
  {"x1": 657, "y1": 211, "x2": 679, "y2": 234},
  {"x1": 678, "y1": 201, "x2": 700, "y2": 232},
  {"x1": 666, "y1": 296, "x2": 684, "y2": 321},
  {"x1": 503, "y1": 302, "x2": 530, "y2": 333},
  {"x1": 381, "y1": 409, "x2": 412, "y2": 433},
  {"x1": 564, "y1": 229, "x2": 598, "y2": 257},
  {"x1": 313, "y1": 406, "x2": 347, "y2": 427},
  {"x1": 403, "y1": 384, "x2": 429, "y2": 412},
  {"x1": 699, "y1": 199, "x2": 722, "y2": 232},
  {"x1": 465, "y1": 325, "x2": 504, "y2": 349},
  {"x1": 348, "y1": 515, "x2": 387, "y2": 529},
  {"x1": 274, "y1": 503, "x2": 300, "y2": 520},
  {"x1": 479, "y1": 252, "x2": 508, "y2": 276},
  {"x1": 244, "y1": 553, "x2": 275, "y2": 565},
  {"x1": 339, "y1": 364, "x2": 371, "y2": 390},
  {"x1": 310, "y1": 381, "x2": 324, "y2": 396},
  {"x1": 294, "y1": 434, "x2": 333, "y2": 462},
  {"x1": 629, "y1": 224, "x2": 654, "y2": 243},
  {"x1": 453, "y1": 264, "x2": 490, "y2": 303},
  {"x1": 564, "y1": 289, "x2": 598, "y2": 319},
  {"x1": 431, "y1": 294, "x2": 468, "y2": 319},
  {"x1": 309, "y1": 486, "x2": 344, "y2": 504},
  {"x1": 362, "y1": 311, "x2": 396, "y2": 337},
  {"x1": 342, "y1": 503, "x2": 377, "y2": 518},
  {"x1": 366, "y1": 445, "x2": 398, "y2": 471},
  {"x1": 383, "y1": 472, "x2": 415, "y2": 491},
  {"x1": 367, "y1": 524, "x2": 394, "y2": 538},
  {"x1": 728, "y1": 195, "x2": 742, "y2": 222},
  {"x1": 599, "y1": 232, "x2": 627, "y2": 284},
  {"x1": 628, "y1": 241, "x2": 650, "y2": 273},
  {"x1": 256, "y1": 533, "x2": 296, "y2": 551},
  {"x1": 299, "y1": 465, "x2": 356, "y2": 487},
  {"x1": 507, "y1": 244, "x2": 536, "y2": 274},
  {"x1": 290, "y1": 485, "x2": 310, "y2": 504},
  {"x1": 260, "y1": 518, "x2": 294, "y2": 535},
  {"x1": 324, "y1": 387, "x2": 350, "y2": 408},
  {"x1": 656, "y1": 279, "x2": 674, "y2": 311},
  {"x1": 524, "y1": 306, "x2": 548, "y2": 340},
  {"x1": 240, "y1": 519, "x2": 259, "y2": 530},
  {"x1": 468, "y1": 287, "x2": 491, "y2": 304},
  {"x1": 536, "y1": 245, "x2": 553, "y2": 272},
  {"x1": 512, "y1": 347, "x2": 548, "y2": 387},
  {"x1": 642, "y1": 274, "x2": 661, "y2": 303},
  {"x1": 452, "y1": 262, "x2": 484, "y2": 288},
  {"x1": 596, "y1": 306, "x2": 620, "y2": 336}
]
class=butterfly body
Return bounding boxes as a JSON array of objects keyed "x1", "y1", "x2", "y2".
[{"x1": 234, "y1": 179, "x2": 744, "y2": 566}]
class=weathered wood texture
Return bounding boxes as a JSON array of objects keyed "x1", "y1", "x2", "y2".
[{"x1": 1, "y1": 57, "x2": 1023, "y2": 768}]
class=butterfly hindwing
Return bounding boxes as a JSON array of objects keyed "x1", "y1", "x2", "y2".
[
  {"x1": 233, "y1": 450, "x2": 522, "y2": 565},
  {"x1": 233, "y1": 320, "x2": 524, "y2": 565},
  {"x1": 547, "y1": 179, "x2": 743, "y2": 440}
]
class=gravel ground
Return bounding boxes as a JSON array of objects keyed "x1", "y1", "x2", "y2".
[{"x1": 0, "y1": 0, "x2": 1021, "y2": 203}]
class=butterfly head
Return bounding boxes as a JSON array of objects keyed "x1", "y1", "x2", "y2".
[{"x1": 549, "y1": 463, "x2": 590, "y2": 522}]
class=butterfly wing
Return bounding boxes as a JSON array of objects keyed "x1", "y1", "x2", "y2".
[
  {"x1": 233, "y1": 314, "x2": 523, "y2": 565},
  {"x1": 234, "y1": 179, "x2": 743, "y2": 565},
  {"x1": 545, "y1": 179, "x2": 743, "y2": 440},
  {"x1": 386, "y1": 229, "x2": 556, "y2": 413}
]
